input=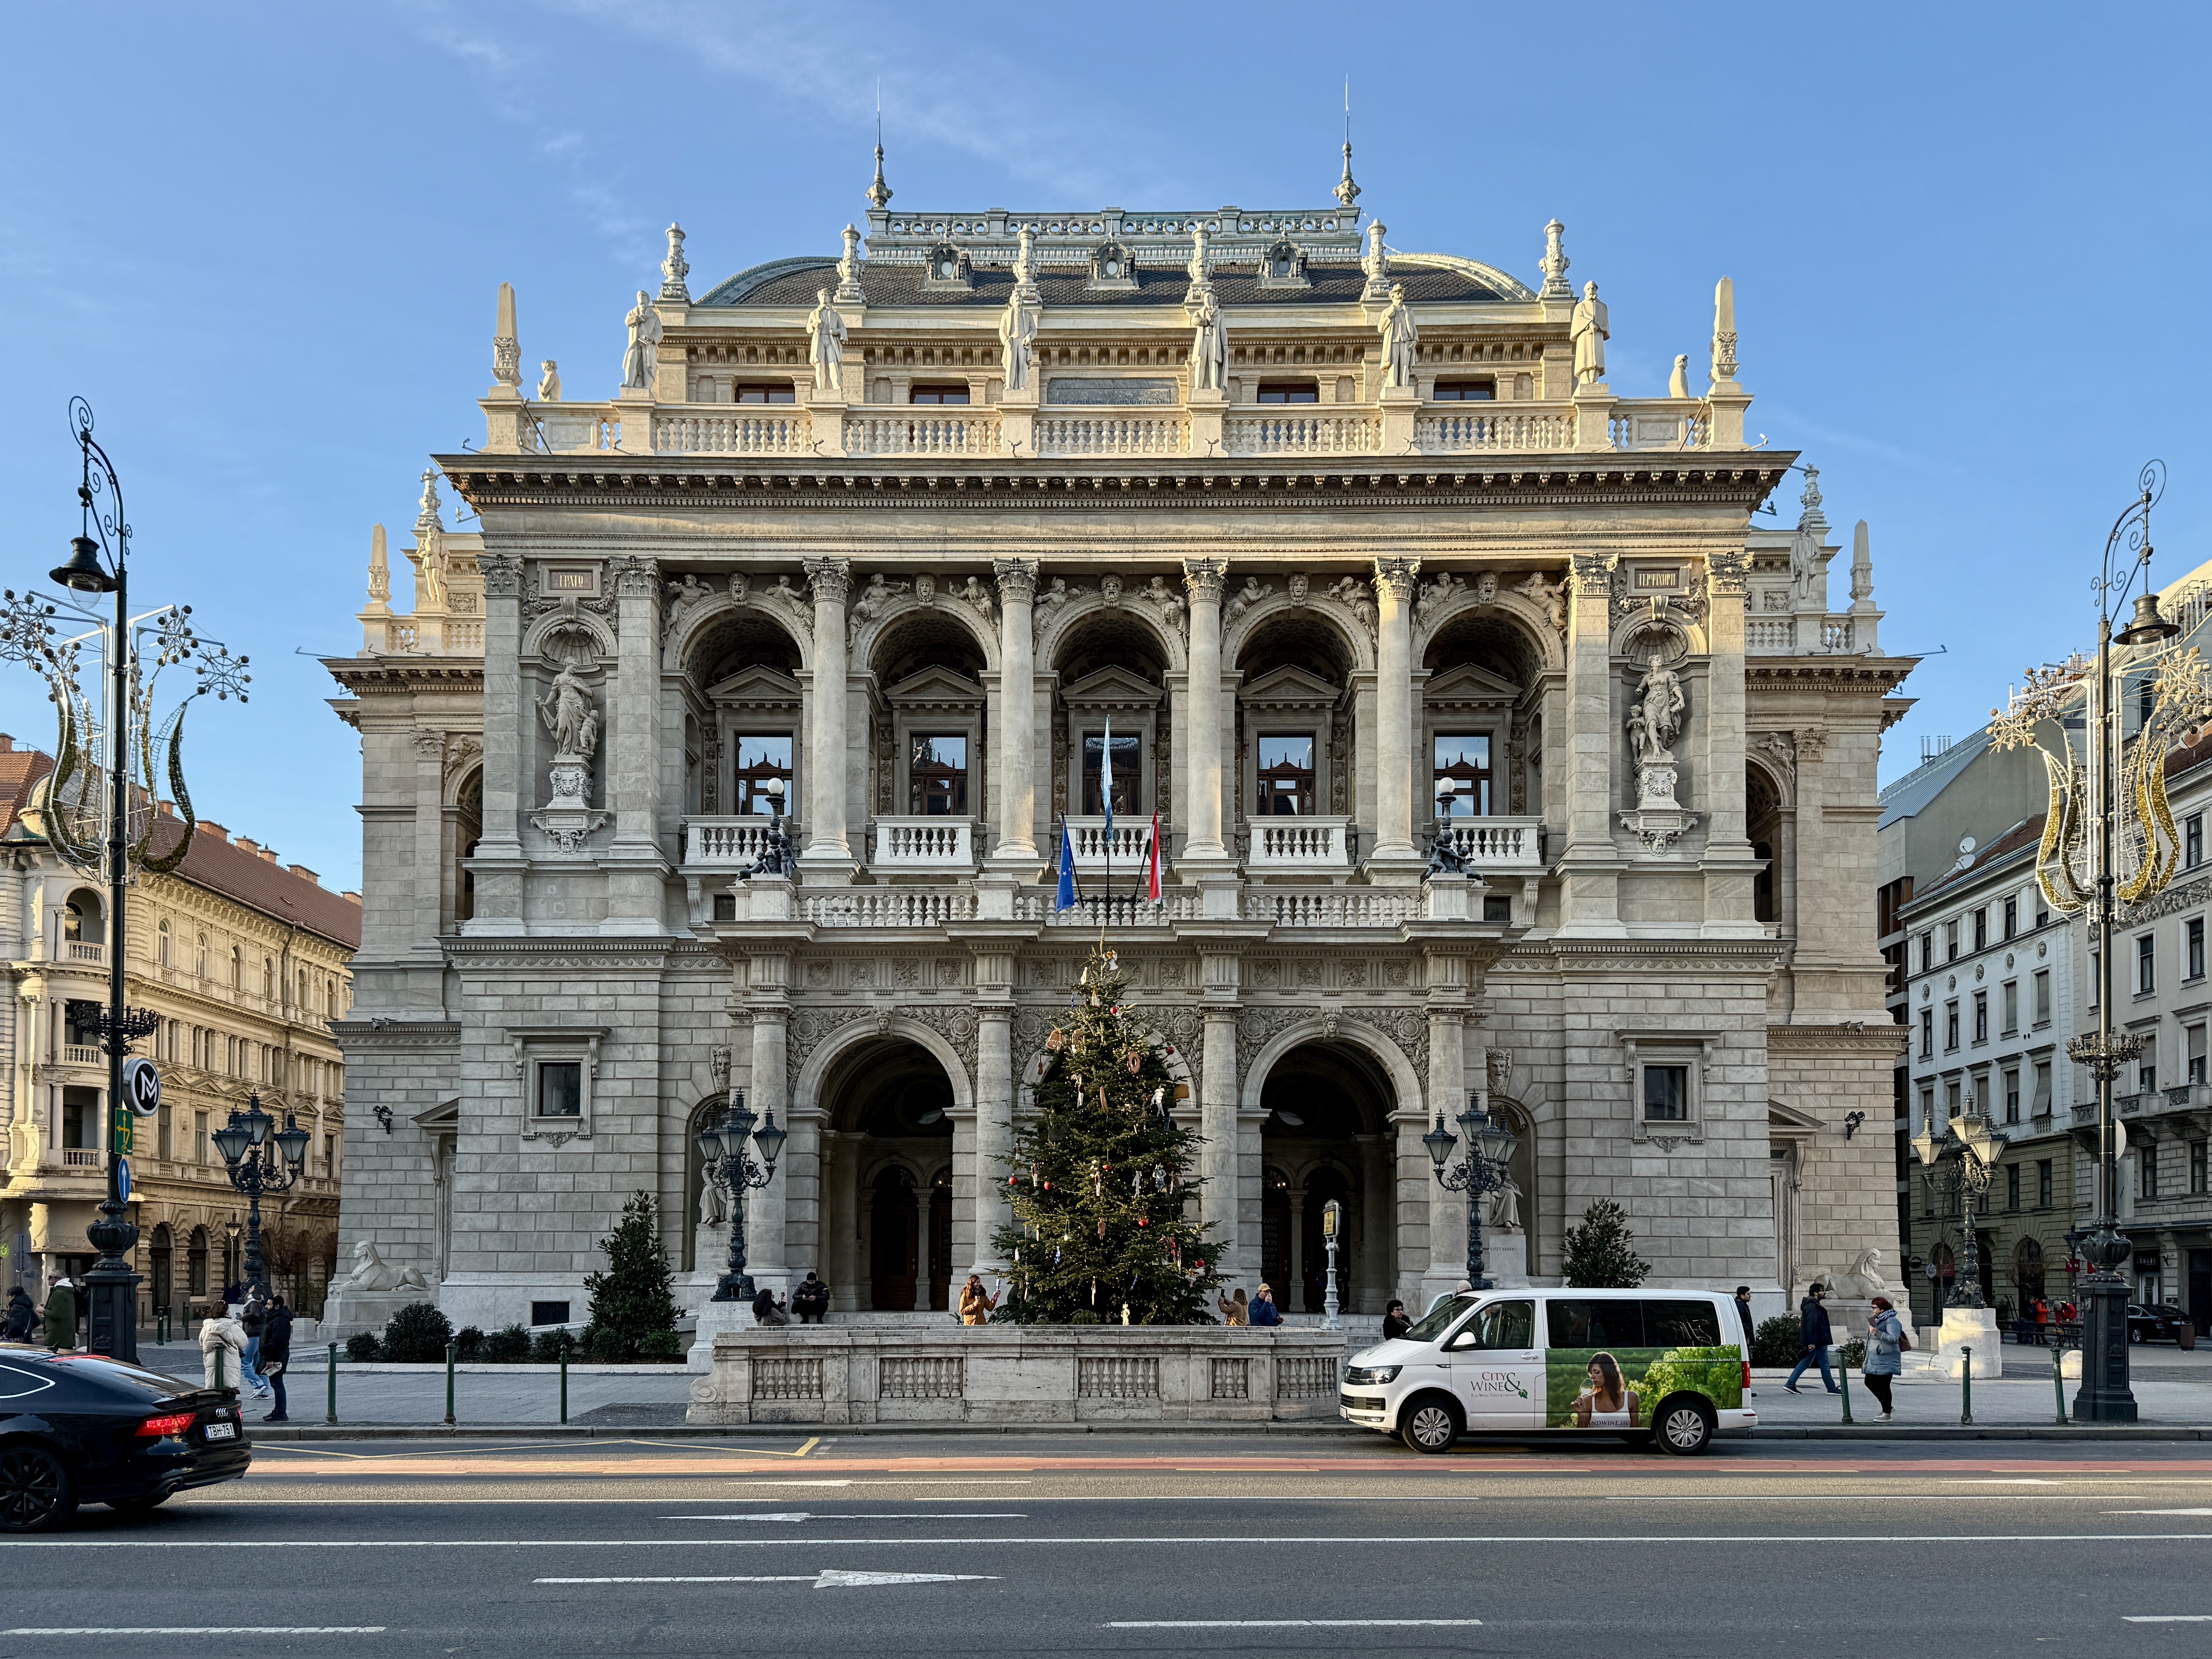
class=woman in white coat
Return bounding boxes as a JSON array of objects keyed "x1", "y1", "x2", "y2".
[{"x1": 198, "y1": 1306, "x2": 249, "y2": 1392}]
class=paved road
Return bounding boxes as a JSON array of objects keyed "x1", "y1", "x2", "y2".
[{"x1": 6, "y1": 1433, "x2": 2212, "y2": 1656}]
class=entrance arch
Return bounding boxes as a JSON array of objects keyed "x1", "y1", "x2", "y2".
[
  {"x1": 817, "y1": 1036, "x2": 958, "y2": 1312},
  {"x1": 1254, "y1": 1040, "x2": 1403, "y2": 1314}
]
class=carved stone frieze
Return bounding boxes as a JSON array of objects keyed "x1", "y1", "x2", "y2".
[
  {"x1": 480, "y1": 552, "x2": 522, "y2": 598},
  {"x1": 614, "y1": 555, "x2": 659, "y2": 600},
  {"x1": 894, "y1": 1002, "x2": 978, "y2": 1087},
  {"x1": 785, "y1": 1005, "x2": 872, "y2": 1096}
]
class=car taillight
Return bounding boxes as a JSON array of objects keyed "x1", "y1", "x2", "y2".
[
  {"x1": 1743, "y1": 1361, "x2": 1752, "y2": 1390},
  {"x1": 137, "y1": 1412, "x2": 196, "y2": 1438}
]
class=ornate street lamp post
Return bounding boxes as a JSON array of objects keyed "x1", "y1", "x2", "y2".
[
  {"x1": 1911, "y1": 1103, "x2": 2008, "y2": 1311},
  {"x1": 1990, "y1": 460, "x2": 2211, "y2": 1422},
  {"x1": 213, "y1": 1094, "x2": 310, "y2": 1298},
  {"x1": 1423, "y1": 1092, "x2": 1519, "y2": 1292},
  {"x1": 0, "y1": 400, "x2": 248, "y2": 1362},
  {"x1": 695, "y1": 1089, "x2": 787, "y2": 1303}
]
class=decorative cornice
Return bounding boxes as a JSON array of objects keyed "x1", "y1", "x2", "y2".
[{"x1": 1745, "y1": 658, "x2": 1917, "y2": 695}]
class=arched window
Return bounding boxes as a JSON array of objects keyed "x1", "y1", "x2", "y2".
[
  {"x1": 263, "y1": 958, "x2": 275, "y2": 999},
  {"x1": 157, "y1": 918, "x2": 171, "y2": 966},
  {"x1": 229, "y1": 946, "x2": 241, "y2": 989},
  {"x1": 196, "y1": 933, "x2": 209, "y2": 978},
  {"x1": 186, "y1": 1226, "x2": 209, "y2": 1296},
  {"x1": 298, "y1": 968, "x2": 308, "y2": 1010}
]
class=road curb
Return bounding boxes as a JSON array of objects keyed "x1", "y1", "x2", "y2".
[{"x1": 240, "y1": 1420, "x2": 2212, "y2": 1443}]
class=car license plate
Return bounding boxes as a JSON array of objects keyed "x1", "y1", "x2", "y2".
[{"x1": 203, "y1": 1420, "x2": 236, "y2": 1441}]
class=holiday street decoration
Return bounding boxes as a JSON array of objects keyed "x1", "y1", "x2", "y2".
[{"x1": 992, "y1": 948, "x2": 1222, "y2": 1324}]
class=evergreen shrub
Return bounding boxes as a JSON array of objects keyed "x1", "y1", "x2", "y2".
[{"x1": 382, "y1": 1302, "x2": 454, "y2": 1363}]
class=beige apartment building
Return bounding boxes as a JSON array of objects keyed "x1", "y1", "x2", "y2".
[{"x1": 0, "y1": 737, "x2": 360, "y2": 1323}]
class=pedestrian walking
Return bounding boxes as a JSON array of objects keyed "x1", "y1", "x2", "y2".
[
  {"x1": 1382, "y1": 1299, "x2": 1412, "y2": 1342},
  {"x1": 198, "y1": 1304, "x2": 248, "y2": 1392},
  {"x1": 41, "y1": 1277, "x2": 76, "y2": 1352},
  {"x1": 1249, "y1": 1283, "x2": 1282, "y2": 1327},
  {"x1": 1217, "y1": 1287, "x2": 1249, "y2": 1326},
  {"x1": 3, "y1": 1286, "x2": 33, "y2": 1342},
  {"x1": 751, "y1": 1285, "x2": 789, "y2": 1327},
  {"x1": 1734, "y1": 1285, "x2": 1756, "y2": 1344},
  {"x1": 791, "y1": 1271, "x2": 829, "y2": 1324},
  {"x1": 260, "y1": 1293, "x2": 294, "y2": 1422},
  {"x1": 237, "y1": 1288, "x2": 273, "y2": 1401},
  {"x1": 1784, "y1": 1282, "x2": 1839, "y2": 1394},
  {"x1": 1862, "y1": 1295, "x2": 1907, "y2": 1421},
  {"x1": 958, "y1": 1275, "x2": 996, "y2": 1326}
]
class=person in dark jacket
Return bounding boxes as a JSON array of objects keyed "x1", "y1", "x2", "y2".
[
  {"x1": 237, "y1": 1291, "x2": 273, "y2": 1401},
  {"x1": 3, "y1": 1287, "x2": 33, "y2": 1342},
  {"x1": 259, "y1": 1293, "x2": 294, "y2": 1422},
  {"x1": 1784, "y1": 1282, "x2": 1839, "y2": 1394},
  {"x1": 1381, "y1": 1299, "x2": 1412, "y2": 1342},
  {"x1": 41, "y1": 1278, "x2": 77, "y2": 1351},
  {"x1": 1248, "y1": 1284, "x2": 1282, "y2": 1327},
  {"x1": 790, "y1": 1272, "x2": 829, "y2": 1324},
  {"x1": 1734, "y1": 1285, "x2": 1756, "y2": 1345}
]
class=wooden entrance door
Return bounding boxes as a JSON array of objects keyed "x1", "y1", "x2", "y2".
[{"x1": 870, "y1": 1168, "x2": 919, "y2": 1311}]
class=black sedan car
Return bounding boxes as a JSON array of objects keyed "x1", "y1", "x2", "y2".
[
  {"x1": 2126, "y1": 1303, "x2": 2196, "y2": 1344},
  {"x1": 0, "y1": 1344, "x2": 250, "y2": 1530}
]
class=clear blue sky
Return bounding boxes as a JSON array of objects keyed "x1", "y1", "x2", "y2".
[{"x1": 3, "y1": 3, "x2": 2206, "y2": 891}]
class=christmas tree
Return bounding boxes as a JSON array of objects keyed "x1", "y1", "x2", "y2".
[
  {"x1": 583, "y1": 1190, "x2": 682, "y2": 1360},
  {"x1": 1561, "y1": 1198, "x2": 1652, "y2": 1288},
  {"x1": 991, "y1": 948, "x2": 1223, "y2": 1324}
]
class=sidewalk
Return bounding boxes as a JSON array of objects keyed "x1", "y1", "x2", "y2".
[{"x1": 1748, "y1": 1359, "x2": 2212, "y2": 1431}]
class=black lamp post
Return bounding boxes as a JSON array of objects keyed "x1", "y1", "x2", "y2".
[
  {"x1": 695, "y1": 1088, "x2": 787, "y2": 1302},
  {"x1": 214, "y1": 1093, "x2": 309, "y2": 1298},
  {"x1": 1423, "y1": 1091, "x2": 1519, "y2": 1291},
  {"x1": 1912, "y1": 1103, "x2": 2007, "y2": 1312}
]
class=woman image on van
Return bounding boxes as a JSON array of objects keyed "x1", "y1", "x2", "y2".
[{"x1": 1569, "y1": 1350, "x2": 1640, "y2": 1427}]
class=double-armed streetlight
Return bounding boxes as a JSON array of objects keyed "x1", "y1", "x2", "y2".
[
  {"x1": 1911, "y1": 1101, "x2": 2008, "y2": 1312},
  {"x1": 1423, "y1": 1092, "x2": 1519, "y2": 1292},
  {"x1": 695, "y1": 1089, "x2": 788, "y2": 1302},
  {"x1": 213, "y1": 1093, "x2": 310, "y2": 1298}
]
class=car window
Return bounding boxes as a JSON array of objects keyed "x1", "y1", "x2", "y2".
[
  {"x1": 1546, "y1": 1298, "x2": 1645, "y2": 1349},
  {"x1": 1400, "y1": 1295, "x2": 1477, "y2": 1345},
  {"x1": 1643, "y1": 1299, "x2": 1723, "y2": 1346},
  {"x1": 1460, "y1": 1300, "x2": 1535, "y2": 1349},
  {"x1": 49, "y1": 1355, "x2": 186, "y2": 1402},
  {"x1": 0, "y1": 1363, "x2": 57, "y2": 1403}
]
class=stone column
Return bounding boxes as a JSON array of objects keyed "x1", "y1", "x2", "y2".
[
  {"x1": 1202, "y1": 1005, "x2": 1241, "y2": 1285},
  {"x1": 992, "y1": 559, "x2": 1039, "y2": 860},
  {"x1": 1287, "y1": 1193, "x2": 1305, "y2": 1311},
  {"x1": 970, "y1": 1005, "x2": 1014, "y2": 1279},
  {"x1": 1556, "y1": 551, "x2": 1624, "y2": 935},
  {"x1": 412, "y1": 730, "x2": 447, "y2": 935},
  {"x1": 1369, "y1": 557, "x2": 1424, "y2": 879},
  {"x1": 747, "y1": 1010, "x2": 788, "y2": 1287},
  {"x1": 606, "y1": 556, "x2": 665, "y2": 929},
  {"x1": 1423, "y1": 1003, "x2": 1470, "y2": 1306},
  {"x1": 802, "y1": 558, "x2": 853, "y2": 872},
  {"x1": 1702, "y1": 547, "x2": 1762, "y2": 936},
  {"x1": 471, "y1": 552, "x2": 525, "y2": 922},
  {"x1": 1182, "y1": 559, "x2": 1229, "y2": 860},
  {"x1": 1356, "y1": 1133, "x2": 1390, "y2": 1311}
]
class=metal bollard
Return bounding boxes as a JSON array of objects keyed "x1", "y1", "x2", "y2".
[
  {"x1": 560, "y1": 1351, "x2": 569, "y2": 1425},
  {"x1": 1839, "y1": 1364, "x2": 1854, "y2": 1425},
  {"x1": 444, "y1": 1339, "x2": 457, "y2": 1426},
  {"x1": 1961, "y1": 1345, "x2": 1974, "y2": 1426},
  {"x1": 2052, "y1": 1340, "x2": 2067, "y2": 1425},
  {"x1": 327, "y1": 1342, "x2": 338, "y2": 1426}
]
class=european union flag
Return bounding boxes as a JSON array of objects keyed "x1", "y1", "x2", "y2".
[{"x1": 1056, "y1": 815, "x2": 1076, "y2": 910}]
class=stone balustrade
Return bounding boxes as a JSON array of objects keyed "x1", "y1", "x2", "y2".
[
  {"x1": 1063, "y1": 816, "x2": 1158, "y2": 871},
  {"x1": 845, "y1": 412, "x2": 1002, "y2": 456},
  {"x1": 870, "y1": 816, "x2": 976, "y2": 871},
  {"x1": 1033, "y1": 413, "x2": 1188, "y2": 456},
  {"x1": 1246, "y1": 888, "x2": 1425, "y2": 927},
  {"x1": 797, "y1": 889, "x2": 979, "y2": 927},
  {"x1": 687, "y1": 1324, "x2": 1347, "y2": 1425},
  {"x1": 1608, "y1": 402, "x2": 1710, "y2": 451},
  {"x1": 681, "y1": 817, "x2": 778, "y2": 871},
  {"x1": 1444, "y1": 815, "x2": 1544, "y2": 872},
  {"x1": 1246, "y1": 816, "x2": 1353, "y2": 873},
  {"x1": 1746, "y1": 614, "x2": 1875, "y2": 656},
  {"x1": 1416, "y1": 408, "x2": 1578, "y2": 453},
  {"x1": 1013, "y1": 893, "x2": 1204, "y2": 927},
  {"x1": 652, "y1": 410, "x2": 812, "y2": 456},
  {"x1": 1223, "y1": 412, "x2": 1383, "y2": 455}
]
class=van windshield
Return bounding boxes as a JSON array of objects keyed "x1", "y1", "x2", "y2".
[{"x1": 1399, "y1": 1295, "x2": 1476, "y2": 1345}]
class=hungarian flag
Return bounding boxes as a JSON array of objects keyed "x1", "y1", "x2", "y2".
[{"x1": 1144, "y1": 811, "x2": 1162, "y2": 902}]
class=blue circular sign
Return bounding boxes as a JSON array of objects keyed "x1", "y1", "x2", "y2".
[{"x1": 117, "y1": 1157, "x2": 131, "y2": 1204}]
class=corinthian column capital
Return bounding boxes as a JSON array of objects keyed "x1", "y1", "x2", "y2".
[
  {"x1": 804, "y1": 557, "x2": 852, "y2": 606},
  {"x1": 1372, "y1": 556, "x2": 1423, "y2": 603},
  {"x1": 613, "y1": 555, "x2": 659, "y2": 599},
  {"x1": 993, "y1": 558, "x2": 1039, "y2": 605},
  {"x1": 1183, "y1": 557, "x2": 1228, "y2": 604}
]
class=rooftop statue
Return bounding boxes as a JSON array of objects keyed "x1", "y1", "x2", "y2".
[
  {"x1": 1187, "y1": 288, "x2": 1227, "y2": 394},
  {"x1": 999, "y1": 289, "x2": 1039, "y2": 393},
  {"x1": 621, "y1": 290, "x2": 662, "y2": 391},
  {"x1": 1571, "y1": 281, "x2": 1609, "y2": 385},
  {"x1": 1379, "y1": 283, "x2": 1419, "y2": 390},
  {"x1": 808, "y1": 289, "x2": 848, "y2": 395}
]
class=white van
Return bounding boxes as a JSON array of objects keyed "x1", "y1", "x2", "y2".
[{"x1": 1339, "y1": 1286, "x2": 1756, "y2": 1456}]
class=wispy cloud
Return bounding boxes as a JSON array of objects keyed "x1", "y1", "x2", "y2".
[{"x1": 1753, "y1": 402, "x2": 1965, "y2": 477}]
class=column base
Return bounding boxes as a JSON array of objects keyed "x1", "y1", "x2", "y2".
[
  {"x1": 796, "y1": 850, "x2": 858, "y2": 886},
  {"x1": 1363, "y1": 849, "x2": 1428, "y2": 889}
]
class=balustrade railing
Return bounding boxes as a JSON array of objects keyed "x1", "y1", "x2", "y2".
[
  {"x1": 799, "y1": 889, "x2": 978, "y2": 926},
  {"x1": 681, "y1": 818, "x2": 779, "y2": 870},
  {"x1": 61, "y1": 1149, "x2": 101, "y2": 1169},
  {"x1": 1223, "y1": 413, "x2": 1381, "y2": 455},
  {"x1": 845, "y1": 413, "x2": 1002, "y2": 456},
  {"x1": 1015, "y1": 893, "x2": 1199, "y2": 926},
  {"x1": 1246, "y1": 817, "x2": 1352, "y2": 872},
  {"x1": 60, "y1": 1044, "x2": 100, "y2": 1066},
  {"x1": 1745, "y1": 615, "x2": 1868, "y2": 656},
  {"x1": 652, "y1": 411, "x2": 812, "y2": 456},
  {"x1": 1416, "y1": 409, "x2": 1577, "y2": 453},
  {"x1": 1246, "y1": 889, "x2": 1423, "y2": 927},
  {"x1": 871, "y1": 817, "x2": 976, "y2": 870},
  {"x1": 1063, "y1": 817, "x2": 1159, "y2": 871},
  {"x1": 1442, "y1": 816, "x2": 1544, "y2": 872},
  {"x1": 63, "y1": 941, "x2": 104, "y2": 963},
  {"x1": 1034, "y1": 413, "x2": 1188, "y2": 457},
  {"x1": 534, "y1": 407, "x2": 623, "y2": 454},
  {"x1": 1608, "y1": 403, "x2": 1710, "y2": 451}
]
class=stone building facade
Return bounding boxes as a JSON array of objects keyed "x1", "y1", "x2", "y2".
[
  {"x1": 0, "y1": 738, "x2": 359, "y2": 1322},
  {"x1": 324, "y1": 179, "x2": 1911, "y2": 1332}
]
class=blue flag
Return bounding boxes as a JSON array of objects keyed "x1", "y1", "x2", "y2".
[
  {"x1": 1056, "y1": 815, "x2": 1076, "y2": 910},
  {"x1": 1100, "y1": 717, "x2": 1114, "y2": 841}
]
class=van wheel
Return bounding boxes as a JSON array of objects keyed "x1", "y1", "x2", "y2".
[
  {"x1": 1400, "y1": 1394, "x2": 1461, "y2": 1454},
  {"x1": 1651, "y1": 1394, "x2": 1715, "y2": 1456}
]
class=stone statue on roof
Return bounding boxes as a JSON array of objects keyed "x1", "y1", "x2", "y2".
[
  {"x1": 621, "y1": 290, "x2": 662, "y2": 391},
  {"x1": 1571, "y1": 281, "x2": 1609, "y2": 386},
  {"x1": 1188, "y1": 287, "x2": 1226, "y2": 394},
  {"x1": 807, "y1": 289, "x2": 847, "y2": 396},
  {"x1": 1379, "y1": 283, "x2": 1419, "y2": 390},
  {"x1": 538, "y1": 359, "x2": 562, "y2": 402},
  {"x1": 999, "y1": 288, "x2": 1039, "y2": 393}
]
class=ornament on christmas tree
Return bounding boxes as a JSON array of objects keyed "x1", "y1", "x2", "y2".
[
  {"x1": 1046, "y1": 1028, "x2": 1065, "y2": 1051},
  {"x1": 1125, "y1": 1052, "x2": 1142, "y2": 1075}
]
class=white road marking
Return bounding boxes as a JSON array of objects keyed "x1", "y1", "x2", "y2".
[
  {"x1": 3, "y1": 1629, "x2": 387, "y2": 1637},
  {"x1": 664, "y1": 1513, "x2": 1027, "y2": 1521},
  {"x1": 1609, "y1": 1494, "x2": 2142, "y2": 1502},
  {"x1": 2124, "y1": 1615, "x2": 2212, "y2": 1622},
  {"x1": 10, "y1": 1533, "x2": 2212, "y2": 1549},
  {"x1": 1106, "y1": 1628, "x2": 1486, "y2": 1637},
  {"x1": 732, "y1": 1478, "x2": 1030, "y2": 1487},
  {"x1": 535, "y1": 1571, "x2": 998, "y2": 1589},
  {"x1": 2112, "y1": 1508, "x2": 2212, "y2": 1515}
]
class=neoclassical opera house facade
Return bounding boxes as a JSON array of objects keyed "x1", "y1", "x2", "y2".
[{"x1": 323, "y1": 172, "x2": 1910, "y2": 1333}]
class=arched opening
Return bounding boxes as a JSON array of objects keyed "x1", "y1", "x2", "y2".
[
  {"x1": 186, "y1": 1226, "x2": 209, "y2": 1301},
  {"x1": 1256, "y1": 1041, "x2": 1398, "y2": 1314},
  {"x1": 1052, "y1": 611, "x2": 1168, "y2": 823},
  {"x1": 1421, "y1": 611, "x2": 1545, "y2": 830},
  {"x1": 2013, "y1": 1235, "x2": 2047, "y2": 1307},
  {"x1": 1237, "y1": 612, "x2": 1353, "y2": 827},
  {"x1": 821, "y1": 1038, "x2": 957, "y2": 1312},
  {"x1": 453, "y1": 767, "x2": 482, "y2": 927},
  {"x1": 1748, "y1": 763, "x2": 1782, "y2": 927},
  {"x1": 62, "y1": 888, "x2": 103, "y2": 953},
  {"x1": 868, "y1": 610, "x2": 988, "y2": 829},
  {"x1": 149, "y1": 1223, "x2": 173, "y2": 1316},
  {"x1": 681, "y1": 1093, "x2": 729, "y2": 1275},
  {"x1": 683, "y1": 609, "x2": 804, "y2": 824}
]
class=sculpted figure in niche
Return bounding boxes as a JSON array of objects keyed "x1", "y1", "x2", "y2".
[
  {"x1": 539, "y1": 662, "x2": 600, "y2": 760},
  {"x1": 1570, "y1": 281, "x2": 1609, "y2": 385},
  {"x1": 698, "y1": 1175, "x2": 726, "y2": 1229},
  {"x1": 999, "y1": 289, "x2": 1039, "y2": 393},
  {"x1": 1625, "y1": 653, "x2": 1686, "y2": 765},
  {"x1": 807, "y1": 289, "x2": 847, "y2": 395},
  {"x1": 1187, "y1": 287, "x2": 1227, "y2": 393},
  {"x1": 1487, "y1": 1171, "x2": 1522, "y2": 1232},
  {"x1": 1379, "y1": 282, "x2": 1420, "y2": 390},
  {"x1": 621, "y1": 290, "x2": 662, "y2": 391}
]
